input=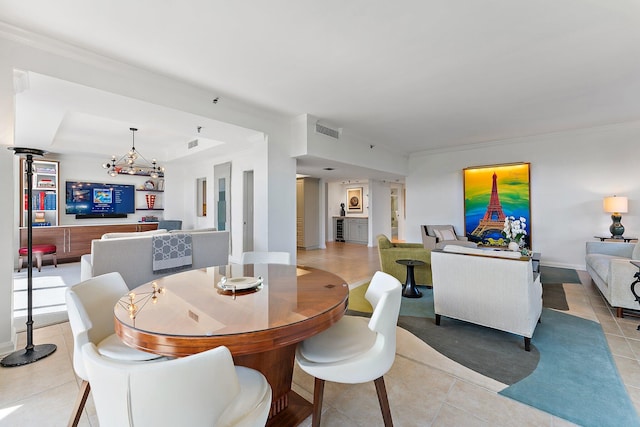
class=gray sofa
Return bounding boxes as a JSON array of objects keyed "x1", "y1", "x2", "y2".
[
  {"x1": 81, "y1": 229, "x2": 229, "y2": 289},
  {"x1": 585, "y1": 241, "x2": 640, "y2": 317}
]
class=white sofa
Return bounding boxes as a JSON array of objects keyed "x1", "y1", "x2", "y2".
[
  {"x1": 81, "y1": 229, "x2": 229, "y2": 289},
  {"x1": 431, "y1": 245, "x2": 542, "y2": 351},
  {"x1": 585, "y1": 241, "x2": 640, "y2": 317}
]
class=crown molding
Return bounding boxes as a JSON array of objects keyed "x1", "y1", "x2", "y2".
[
  {"x1": 412, "y1": 118, "x2": 640, "y2": 158},
  {"x1": 0, "y1": 20, "x2": 135, "y2": 74},
  {"x1": 0, "y1": 20, "x2": 289, "y2": 127}
]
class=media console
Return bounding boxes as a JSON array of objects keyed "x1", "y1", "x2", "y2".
[{"x1": 18, "y1": 223, "x2": 158, "y2": 264}]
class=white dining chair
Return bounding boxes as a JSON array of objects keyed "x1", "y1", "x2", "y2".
[
  {"x1": 240, "y1": 251, "x2": 291, "y2": 265},
  {"x1": 65, "y1": 272, "x2": 164, "y2": 427},
  {"x1": 295, "y1": 271, "x2": 402, "y2": 427},
  {"x1": 82, "y1": 342, "x2": 272, "y2": 427}
]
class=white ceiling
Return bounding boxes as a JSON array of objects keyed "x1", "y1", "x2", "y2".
[
  {"x1": 2, "y1": 1, "x2": 640, "y2": 180},
  {"x1": 14, "y1": 71, "x2": 263, "y2": 164}
]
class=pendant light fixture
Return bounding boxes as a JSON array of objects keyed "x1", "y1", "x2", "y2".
[{"x1": 102, "y1": 128, "x2": 164, "y2": 178}]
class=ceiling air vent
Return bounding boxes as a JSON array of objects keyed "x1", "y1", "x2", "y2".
[
  {"x1": 188, "y1": 139, "x2": 199, "y2": 149},
  {"x1": 315, "y1": 123, "x2": 340, "y2": 139}
]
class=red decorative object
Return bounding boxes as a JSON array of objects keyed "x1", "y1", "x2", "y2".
[{"x1": 145, "y1": 194, "x2": 156, "y2": 209}]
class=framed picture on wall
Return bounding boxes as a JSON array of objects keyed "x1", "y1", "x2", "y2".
[
  {"x1": 346, "y1": 187, "x2": 363, "y2": 213},
  {"x1": 463, "y1": 163, "x2": 531, "y2": 247}
]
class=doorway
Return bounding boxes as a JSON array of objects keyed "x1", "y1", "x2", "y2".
[
  {"x1": 391, "y1": 187, "x2": 399, "y2": 240},
  {"x1": 243, "y1": 170, "x2": 254, "y2": 252}
]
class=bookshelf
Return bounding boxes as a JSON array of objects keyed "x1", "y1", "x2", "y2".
[{"x1": 20, "y1": 159, "x2": 59, "y2": 227}]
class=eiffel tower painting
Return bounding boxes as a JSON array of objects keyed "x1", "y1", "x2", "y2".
[
  {"x1": 470, "y1": 172, "x2": 507, "y2": 239},
  {"x1": 463, "y1": 163, "x2": 531, "y2": 246}
]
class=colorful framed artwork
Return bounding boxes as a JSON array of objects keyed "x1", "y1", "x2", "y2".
[
  {"x1": 463, "y1": 163, "x2": 531, "y2": 247},
  {"x1": 347, "y1": 187, "x2": 363, "y2": 213}
]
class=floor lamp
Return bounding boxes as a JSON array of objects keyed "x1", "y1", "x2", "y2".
[{"x1": 1, "y1": 147, "x2": 57, "y2": 367}]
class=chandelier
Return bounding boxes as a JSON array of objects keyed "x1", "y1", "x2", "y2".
[{"x1": 102, "y1": 128, "x2": 164, "y2": 178}]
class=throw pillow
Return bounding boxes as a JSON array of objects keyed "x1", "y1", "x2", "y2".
[
  {"x1": 434, "y1": 227, "x2": 456, "y2": 241},
  {"x1": 439, "y1": 228, "x2": 457, "y2": 241}
]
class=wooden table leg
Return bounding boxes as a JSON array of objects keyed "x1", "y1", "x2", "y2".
[{"x1": 234, "y1": 344, "x2": 312, "y2": 427}]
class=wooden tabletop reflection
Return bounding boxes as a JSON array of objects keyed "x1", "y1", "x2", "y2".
[{"x1": 114, "y1": 264, "x2": 349, "y2": 357}]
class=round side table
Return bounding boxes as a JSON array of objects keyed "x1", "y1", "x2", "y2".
[{"x1": 395, "y1": 259, "x2": 425, "y2": 298}]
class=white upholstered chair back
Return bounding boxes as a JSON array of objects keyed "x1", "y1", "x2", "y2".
[
  {"x1": 82, "y1": 343, "x2": 272, "y2": 427},
  {"x1": 431, "y1": 247, "x2": 542, "y2": 349},
  {"x1": 65, "y1": 272, "x2": 163, "y2": 427},
  {"x1": 295, "y1": 271, "x2": 402, "y2": 426},
  {"x1": 364, "y1": 271, "x2": 403, "y2": 372},
  {"x1": 65, "y1": 271, "x2": 130, "y2": 380}
]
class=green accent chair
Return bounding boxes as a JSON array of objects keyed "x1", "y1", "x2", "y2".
[{"x1": 376, "y1": 234, "x2": 432, "y2": 286}]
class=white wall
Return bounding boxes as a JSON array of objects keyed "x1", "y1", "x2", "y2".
[
  {"x1": 0, "y1": 150, "x2": 16, "y2": 353},
  {"x1": 169, "y1": 141, "x2": 268, "y2": 263},
  {"x1": 292, "y1": 114, "x2": 409, "y2": 177},
  {"x1": 407, "y1": 120, "x2": 640, "y2": 269},
  {"x1": 369, "y1": 179, "x2": 392, "y2": 245}
]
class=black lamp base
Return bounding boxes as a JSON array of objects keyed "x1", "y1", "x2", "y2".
[
  {"x1": 610, "y1": 213, "x2": 625, "y2": 238},
  {"x1": 1, "y1": 344, "x2": 57, "y2": 367}
]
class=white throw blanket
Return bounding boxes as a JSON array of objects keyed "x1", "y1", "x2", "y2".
[{"x1": 152, "y1": 233, "x2": 193, "y2": 274}]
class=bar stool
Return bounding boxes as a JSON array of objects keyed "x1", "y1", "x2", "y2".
[{"x1": 18, "y1": 244, "x2": 57, "y2": 272}]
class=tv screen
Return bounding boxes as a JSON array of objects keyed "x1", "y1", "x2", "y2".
[{"x1": 66, "y1": 181, "x2": 135, "y2": 216}]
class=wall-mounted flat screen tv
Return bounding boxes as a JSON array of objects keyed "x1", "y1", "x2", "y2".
[{"x1": 66, "y1": 181, "x2": 135, "y2": 217}]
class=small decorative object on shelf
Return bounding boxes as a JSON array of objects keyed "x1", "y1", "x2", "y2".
[
  {"x1": 502, "y1": 216, "x2": 527, "y2": 251},
  {"x1": 145, "y1": 194, "x2": 156, "y2": 209}
]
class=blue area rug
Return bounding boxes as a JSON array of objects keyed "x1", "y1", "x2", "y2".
[
  {"x1": 348, "y1": 267, "x2": 640, "y2": 426},
  {"x1": 499, "y1": 309, "x2": 639, "y2": 427}
]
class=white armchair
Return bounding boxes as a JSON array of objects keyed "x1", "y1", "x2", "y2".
[
  {"x1": 431, "y1": 245, "x2": 542, "y2": 351},
  {"x1": 421, "y1": 224, "x2": 477, "y2": 250}
]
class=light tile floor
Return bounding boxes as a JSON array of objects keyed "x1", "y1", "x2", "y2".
[{"x1": 1, "y1": 243, "x2": 639, "y2": 426}]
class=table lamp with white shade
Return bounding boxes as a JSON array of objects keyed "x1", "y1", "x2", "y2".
[{"x1": 603, "y1": 195, "x2": 628, "y2": 239}]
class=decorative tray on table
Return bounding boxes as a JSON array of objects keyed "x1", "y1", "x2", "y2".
[{"x1": 217, "y1": 276, "x2": 263, "y2": 292}]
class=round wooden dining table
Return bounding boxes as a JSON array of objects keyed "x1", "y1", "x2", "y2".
[{"x1": 114, "y1": 263, "x2": 349, "y2": 427}]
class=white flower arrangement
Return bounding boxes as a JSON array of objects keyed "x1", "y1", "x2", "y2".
[{"x1": 502, "y1": 216, "x2": 527, "y2": 246}]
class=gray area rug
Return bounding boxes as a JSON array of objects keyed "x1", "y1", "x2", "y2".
[
  {"x1": 398, "y1": 313, "x2": 540, "y2": 384},
  {"x1": 542, "y1": 283, "x2": 569, "y2": 311},
  {"x1": 539, "y1": 265, "x2": 580, "y2": 284},
  {"x1": 539, "y1": 266, "x2": 577, "y2": 311}
]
